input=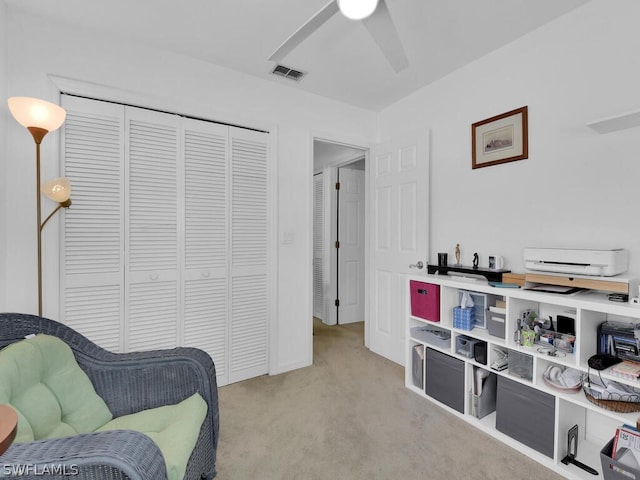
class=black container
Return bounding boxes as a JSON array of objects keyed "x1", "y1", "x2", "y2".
[{"x1": 474, "y1": 341, "x2": 487, "y2": 365}]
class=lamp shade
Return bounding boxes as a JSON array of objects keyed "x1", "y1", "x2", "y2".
[
  {"x1": 8, "y1": 97, "x2": 66, "y2": 133},
  {"x1": 41, "y1": 177, "x2": 71, "y2": 203},
  {"x1": 337, "y1": 0, "x2": 378, "y2": 20}
]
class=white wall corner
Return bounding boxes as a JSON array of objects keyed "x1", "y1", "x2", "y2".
[{"x1": 0, "y1": 0, "x2": 8, "y2": 310}]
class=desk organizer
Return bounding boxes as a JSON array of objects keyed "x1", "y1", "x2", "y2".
[
  {"x1": 425, "y1": 328, "x2": 451, "y2": 349},
  {"x1": 411, "y1": 345, "x2": 424, "y2": 389},
  {"x1": 601, "y1": 437, "x2": 640, "y2": 480},
  {"x1": 508, "y1": 350, "x2": 533, "y2": 381},
  {"x1": 458, "y1": 290, "x2": 490, "y2": 328},
  {"x1": 410, "y1": 326, "x2": 451, "y2": 349},
  {"x1": 487, "y1": 311, "x2": 505, "y2": 339},
  {"x1": 456, "y1": 335, "x2": 480, "y2": 358},
  {"x1": 471, "y1": 368, "x2": 497, "y2": 420}
]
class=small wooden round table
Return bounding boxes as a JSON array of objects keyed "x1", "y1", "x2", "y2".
[{"x1": 0, "y1": 405, "x2": 17, "y2": 456}]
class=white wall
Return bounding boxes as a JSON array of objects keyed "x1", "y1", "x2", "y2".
[
  {"x1": 2, "y1": 9, "x2": 376, "y2": 374},
  {"x1": 0, "y1": 2, "x2": 7, "y2": 309},
  {"x1": 379, "y1": 0, "x2": 640, "y2": 277}
]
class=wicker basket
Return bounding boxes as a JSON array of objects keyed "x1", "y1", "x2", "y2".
[{"x1": 583, "y1": 385, "x2": 640, "y2": 413}]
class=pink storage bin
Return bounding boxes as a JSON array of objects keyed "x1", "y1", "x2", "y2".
[{"x1": 410, "y1": 281, "x2": 440, "y2": 322}]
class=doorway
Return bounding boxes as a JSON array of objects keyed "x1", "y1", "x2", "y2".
[{"x1": 313, "y1": 139, "x2": 367, "y2": 327}]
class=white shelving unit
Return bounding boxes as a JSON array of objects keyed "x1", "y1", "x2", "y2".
[{"x1": 406, "y1": 273, "x2": 640, "y2": 480}]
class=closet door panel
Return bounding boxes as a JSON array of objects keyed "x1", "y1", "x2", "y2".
[
  {"x1": 229, "y1": 127, "x2": 269, "y2": 383},
  {"x1": 60, "y1": 95, "x2": 125, "y2": 352},
  {"x1": 182, "y1": 119, "x2": 229, "y2": 385},
  {"x1": 313, "y1": 174, "x2": 325, "y2": 320},
  {"x1": 124, "y1": 107, "x2": 180, "y2": 351},
  {"x1": 230, "y1": 274, "x2": 268, "y2": 382},
  {"x1": 184, "y1": 276, "x2": 228, "y2": 384},
  {"x1": 127, "y1": 280, "x2": 178, "y2": 351}
]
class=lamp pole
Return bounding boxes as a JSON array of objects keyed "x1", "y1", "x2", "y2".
[{"x1": 28, "y1": 127, "x2": 49, "y2": 317}]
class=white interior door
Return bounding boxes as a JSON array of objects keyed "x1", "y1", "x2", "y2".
[
  {"x1": 338, "y1": 167, "x2": 365, "y2": 324},
  {"x1": 368, "y1": 131, "x2": 429, "y2": 365}
]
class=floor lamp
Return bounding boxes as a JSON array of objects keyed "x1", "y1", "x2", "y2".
[{"x1": 8, "y1": 97, "x2": 70, "y2": 317}]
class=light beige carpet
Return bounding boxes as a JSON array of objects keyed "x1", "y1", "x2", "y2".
[{"x1": 216, "y1": 319, "x2": 563, "y2": 479}]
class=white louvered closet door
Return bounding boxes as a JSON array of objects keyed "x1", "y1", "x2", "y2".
[
  {"x1": 124, "y1": 107, "x2": 181, "y2": 351},
  {"x1": 313, "y1": 174, "x2": 325, "y2": 320},
  {"x1": 59, "y1": 96, "x2": 271, "y2": 385},
  {"x1": 229, "y1": 127, "x2": 269, "y2": 383},
  {"x1": 60, "y1": 96, "x2": 125, "y2": 352},
  {"x1": 182, "y1": 118, "x2": 229, "y2": 386}
]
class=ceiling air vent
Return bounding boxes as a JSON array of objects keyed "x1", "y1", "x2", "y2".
[{"x1": 271, "y1": 64, "x2": 306, "y2": 82}]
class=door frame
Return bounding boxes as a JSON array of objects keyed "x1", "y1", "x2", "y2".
[{"x1": 311, "y1": 134, "x2": 369, "y2": 341}]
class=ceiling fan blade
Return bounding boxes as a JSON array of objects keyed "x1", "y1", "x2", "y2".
[
  {"x1": 361, "y1": 0, "x2": 409, "y2": 72},
  {"x1": 269, "y1": 1, "x2": 340, "y2": 63}
]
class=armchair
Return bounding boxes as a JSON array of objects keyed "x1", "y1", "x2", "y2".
[{"x1": 0, "y1": 313, "x2": 219, "y2": 480}]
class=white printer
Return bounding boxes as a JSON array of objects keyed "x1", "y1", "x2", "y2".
[{"x1": 524, "y1": 248, "x2": 629, "y2": 277}]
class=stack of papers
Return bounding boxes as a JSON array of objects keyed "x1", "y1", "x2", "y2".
[
  {"x1": 611, "y1": 361, "x2": 640, "y2": 381},
  {"x1": 613, "y1": 425, "x2": 640, "y2": 470}
]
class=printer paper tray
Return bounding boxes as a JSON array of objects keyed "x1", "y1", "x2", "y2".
[{"x1": 525, "y1": 273, "x2": 629, "y2": 295}]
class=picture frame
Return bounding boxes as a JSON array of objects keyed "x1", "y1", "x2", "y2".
[{"x1": 472, "y1": 106, "x2": 528, "y2": 169}]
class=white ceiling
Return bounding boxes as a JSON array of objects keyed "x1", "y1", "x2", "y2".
[{"x1": 5, "y1": 0, "x2": 589, "y2": 112}]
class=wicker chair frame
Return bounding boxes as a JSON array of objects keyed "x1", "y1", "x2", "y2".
[{"x1": 0, "y1": 313, "x2": 219, "y2": 480}]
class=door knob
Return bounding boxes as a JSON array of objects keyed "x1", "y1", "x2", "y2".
[{"x1": 409, "y1": 261, "x2": 424, "y2": 269}]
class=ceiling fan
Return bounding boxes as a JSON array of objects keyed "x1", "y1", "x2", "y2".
[{"x1": 269, "y1": 0, "x2": 409, "y2": 73}]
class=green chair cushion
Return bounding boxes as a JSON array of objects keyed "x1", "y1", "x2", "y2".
[
  {"x1": 97, "y1": 392, "x2": 207, "y2": 480},
  {"x1": 0, "y1": 334, "x2": 113, "y2": 442},
  {"x1": 0, "y1": 334, "x2": 207, "y2": 480}
]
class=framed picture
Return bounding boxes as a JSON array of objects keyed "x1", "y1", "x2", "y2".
[{"x1": 472, "y1": 106, "x2": 528, "y2": 169}]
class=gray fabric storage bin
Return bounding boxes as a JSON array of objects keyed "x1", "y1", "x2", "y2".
[
  {"x1": 426, "y1": 347, "x2": 465, "y2": 413},
  {"x1": 496, "y1": 376, "x2": 555, "y2": 458}
]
